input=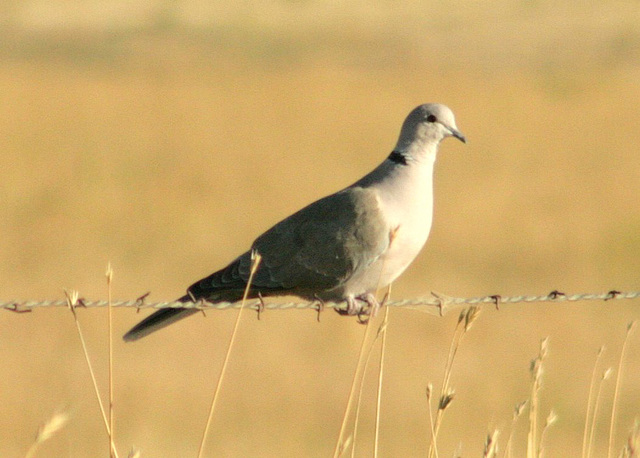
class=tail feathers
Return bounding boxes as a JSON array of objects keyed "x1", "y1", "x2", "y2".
[{"x1": 123, "y1": 295, "x2": 199, "y2": 342}]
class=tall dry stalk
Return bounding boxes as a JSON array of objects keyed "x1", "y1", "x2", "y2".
[
  {"x1": 336, "y1": 227, "x2": 398, "y2": 457},
  {"x1": 586, "y1": 367, "x2": 613, "y2": 458},
  {"x1": 65, "y1": 289, "x2": 119, "y2": 458},
  {"x1": 333, "y1": 314, "x2": 375, "y2": 458},
  {"x1": 504, "y1": 400, "x2": 527, "y2": 458},
  {"x1": 607, "y1": 321, "x2": 637, "y2": 458},
  {"x1": 374, "y1": 303, "x2": 390, "y2": 458},
  {"x1": 197, "y1": 251, "x2": 262, "y2": 458},
  {"x1": 582, "y1": 346, "x2": 606, "y2": 458},
  {"x1": 371, "y1": 230, "x2": 398, "y2": 457},
  {"x1": 526, "y1": 337, "x2": 548, "y2": 458},
  {"x1": 538, "y1": 410, "x2": 557, "y2": 458},
  {"x1": 427, "y1": 306, "x2": 481, "y2": 458},
  {"x1": 350, "y1": 311, "x2": 388, "y2": 458},
  {"x1": 106, "y1": 263, "x2": 115, "y2": 458}
]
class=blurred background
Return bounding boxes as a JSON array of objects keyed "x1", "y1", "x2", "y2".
[{"x1": 1, "y1": 1, "x2": 639, "y2": 456}]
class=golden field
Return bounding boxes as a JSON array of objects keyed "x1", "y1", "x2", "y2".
[{"x1": 1, "y1": 2, "x2": 640, "y2": 456}]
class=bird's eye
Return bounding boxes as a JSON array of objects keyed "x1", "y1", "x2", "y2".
[{"x1": 426, "y1": 114, "x2": 437, "y2": 123}]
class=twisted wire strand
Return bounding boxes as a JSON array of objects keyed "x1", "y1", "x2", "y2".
[{"x1": 2, "y1": 289, "x2": 638, "y2": 314}]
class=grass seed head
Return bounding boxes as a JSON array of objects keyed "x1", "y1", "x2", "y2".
[
  {"x1": 514, "y1": 400, "x2": 528, "y2": 418},
  {"x1": 620, "y1": 420, "x2": 639, "y2": 458},
  {"x1": 105, "y1": 262, "x2": 113, "y2": 283},
  {"x1": 483, "y1": 429, "x2": 500, "y2": 458},
  {"x1": 35, "y1": 411, "x2": 70, "y2": 445},
  {"x1": 439, "y1": 389, "x2": 455, "y2": 411},
  {"x1": 464, "y1": 306, "x2": 481, "y2": 331},
  {"x1": 545, "y1": 410, "x2": 558, "y2": 427},
  {"x1": 540, "y1": 336, "x2": 550, "y2": 359}
]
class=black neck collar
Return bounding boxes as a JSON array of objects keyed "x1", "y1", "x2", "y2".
[{"x1": 388, "y1": 150, "x2": 408, "y2": 165}]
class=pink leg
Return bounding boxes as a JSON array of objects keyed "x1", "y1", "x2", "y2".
[
  {"x1": 360, "y1": 293, "x2": 381, "y2": 318},
  {"x1": 346, "y1": 295, "x2": 362, "y2": 315}
]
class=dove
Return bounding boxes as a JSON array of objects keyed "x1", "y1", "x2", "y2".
[{"x1": 124, "y1": 103, "x2": 465, "y2": 341}]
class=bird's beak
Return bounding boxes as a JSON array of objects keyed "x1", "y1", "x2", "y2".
[{"x1": 448, "y1": 127, "x2": 466, "y2": 144}]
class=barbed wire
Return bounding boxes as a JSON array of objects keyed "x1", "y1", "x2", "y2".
[{"x1": 2, "y1": 289, "x2": 638, "y2": 316}]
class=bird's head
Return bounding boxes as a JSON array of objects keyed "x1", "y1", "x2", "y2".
[{"x1": 395, "y1": 103, "x2": 466, "y2": 156}]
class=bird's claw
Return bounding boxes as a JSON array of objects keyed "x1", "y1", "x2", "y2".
[
  {"x1": 334, "y1": 294, "x2": 380, "y2": 324},
  {"x1": 311, "y1": 295, "x2": 325, "y2": 322},
  {"x1": 256, "y1": 293, "x2": 266, "y2": 320}
]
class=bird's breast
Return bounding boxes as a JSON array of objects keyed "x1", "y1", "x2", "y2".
[{"x1": 372, "y1": 165, "x2": 435, "y2": 284}]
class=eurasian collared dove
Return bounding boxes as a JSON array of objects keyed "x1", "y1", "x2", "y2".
[{"x1": 123, "y1": 103, "x2": 465, "y2": 341}]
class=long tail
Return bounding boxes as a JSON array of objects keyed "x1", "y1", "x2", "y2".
[{"x1": 123, "y1": 295, "x2": 199, "y2": 342}]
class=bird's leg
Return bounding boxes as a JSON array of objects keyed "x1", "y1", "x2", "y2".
[
  {"x1": 335, "y1": 295, "x2": 370, "y2": 317},
  {"x1": 353, "y1": 293, "x2": 381, "y2": 324},
  {"x1": 348, "y1": 295, "x2": 366, "y2": 316},
  {"x1": 360, "y1": 293, "x2": 381, "y2": 318},
  {"x1": 333, "y1": 295, "x2": 364, "y2": 316}
]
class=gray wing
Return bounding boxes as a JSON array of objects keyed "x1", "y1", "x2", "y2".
[{"x1": 188, "y1": 187, "x2": 391, "y2": 299}]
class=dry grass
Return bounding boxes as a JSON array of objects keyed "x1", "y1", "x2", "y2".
[
  {"x1": 332, "y1": 305, "x2": 377, "y2": 457},
  {"x1": 506, "y1": 401, "x2": 528, "y2": 458},
  {"x1": 24, "y1": 411, "x2": 70, "y2": 458},
  {"x1": 106, "y1": 263, "x2": 115, "y2": 457},
  {"x1": 2, "y1": 1, "x2": 640, "y2": 456},
  {"x1": 428, "y1": 307, "x2": 482, "y2": 457},
  {"x1": 608, "y1": 321, "x2": 637, "y2": 458},
  {"x1": 527, "y1": 337, "x2": 549, "y2": 457},
  {"x1": 197, "y1": 251, "x2": 261, "y2": 457},
  {"x1": 64, "y1": 289, "x2": 118, "y2": 456}
]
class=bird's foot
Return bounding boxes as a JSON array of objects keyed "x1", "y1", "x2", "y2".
[
  {"x1": 362, "y1": 293, "x2": 381, "y2": 318},
  {"x1": 334, "y1": 294, "x2": 381, "y2": 323},
  {"x1": 355, "y1": 293, "x2": 380, "y2": 324},
  {"x1": 310, "y1": 295, "x2": 325, "y2": 322},
  {"x1": 334, "y1": 296, "x2": 364, "y2": 316}
]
